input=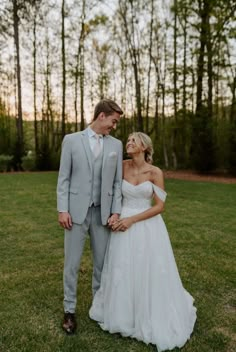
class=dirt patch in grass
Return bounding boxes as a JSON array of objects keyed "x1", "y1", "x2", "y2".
[
  {"x1": 164, "y1": 170, "x2": 236, "y2": 184},
  {"x1": 2, "y1": 170, "x2": 236, "y2": 184}
]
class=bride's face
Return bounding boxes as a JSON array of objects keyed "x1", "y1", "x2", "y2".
[{"x1": 126, "y1": 135, "x2": 143, "y2": 155}]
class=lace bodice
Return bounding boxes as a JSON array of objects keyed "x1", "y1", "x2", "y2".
[{"x1": 122, "y1": 180, "x2": 167, "y2": 210}]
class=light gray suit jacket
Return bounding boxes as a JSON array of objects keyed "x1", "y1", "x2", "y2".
[{"x1": 57, "y1": 129, "x2": 123, "y2": 225}]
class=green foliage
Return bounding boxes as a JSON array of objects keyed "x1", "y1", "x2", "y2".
[
  {"x1": 191, "y1": 106, "x2": 217, "y2": 173},
  {"x1": 36, "y1": 140, "x2": 60, "y2": 171},
  {"x1": 0, "y1": 102, "x2": 17, "y2": 155},
  {"x1": 0, "y1": 104, "x2": 25, "y2": 171},
  {"x1": 153, "y1": 110, "x2": 195, "y2": 169},
  {"x1": 0, "y1": 0, "x2": 236, "y2": 176},
  {"x1": 228, "y1": 119, "x2": 236, "y2": 175},
  {"x1": 1, "y1": 112, "x2": 234, "y2": 174},
  {"x1": 11, "y1": 139, "x2": 25, "y2": 171},
  {"x1": 215, "y1": 117, "x2": 230, "y2": 170},
  {"x1": 0, "y1": 173, "x2": 235, "y2": 351},
  {"x1": 0, "y1": 154, "x2": 13, "y2": 172},
  {"x1": 174, "y1": 109, "x2": 195, "y2": 168},
  {"x1": 22, "y1": 152, "x2": 37, "y2": 171}
]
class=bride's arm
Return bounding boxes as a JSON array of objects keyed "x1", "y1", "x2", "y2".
[{"x1": 112, "y1": 168, "x2": 166, "y2": 232}]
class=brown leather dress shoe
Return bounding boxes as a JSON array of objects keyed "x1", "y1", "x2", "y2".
[{"x1": 62, "y1": 312, "x2": 77, "y2": 334}]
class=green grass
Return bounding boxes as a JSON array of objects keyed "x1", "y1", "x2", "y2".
[{"x1": 0, "y1": 172, "x2": 235, "y2": 352}]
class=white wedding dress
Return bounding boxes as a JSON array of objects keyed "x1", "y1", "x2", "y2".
[{"x1": 89, "y1": 180, "x2": 197, "y2": 351}]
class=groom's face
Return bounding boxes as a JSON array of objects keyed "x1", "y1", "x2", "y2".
[{"x1": 99, "y1": 112, "x2": 121, "y2": 135}]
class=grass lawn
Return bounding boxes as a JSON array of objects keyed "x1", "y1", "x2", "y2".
[{"x1": 0, "y1": 172, "x2": 235, "y2": 352}]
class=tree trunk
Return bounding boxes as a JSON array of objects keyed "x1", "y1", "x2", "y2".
[
  {"x1": 206, "y1": 5, "x2": 213, "y2": 120},
  {"x1": 119, "y1": 0, "x2": 143, "y2": 131},
  {"x1": 172, "y1": 0, "x2": 178, "y2": 169},
  {"x1": 145, "y1": 0, "x2": 154, "y2": 133},
  {"x1": 46, "y1": 38, "x2": 54, "y2": 147},
  {"x1": 182, "y1": 3, "x2": 187, "y2": 116},
  {"x1": 230, "y1": 75, "x2": 236, "y2": 122},
  {"x1": 74, "y1": 64, "x2": 78, "y2": 132},
  {"x1": 74, "y1": 0, "x2": 85, "y2": 131},
  {"x1": 79, "y1": 1, "x2": 85, "y2": 131},
  {"x1": 13, "y1": 0, "x2": 24, "y2": 168},
  {"x1": 173, "y1": 0, "x2": 178, "y2": 118},
  {"x1": 61, "y1": 0, "x2": 66, "y2": 138},
  {"x1": 196, "y1": 0, "x2": 208, "y2": 112},
  {"x1": 162, "y1": 40, "x2": 168, "y2": 169},
  {"x1": 162, "y1": 84, "x2": 169, "y2": 169},
  {"x1": 33, "y1": 12, "x2": 39, "y2": 154},
  {"x1": 79, "y1": 45, "x2": 85, "y2": 130},
  {"x1": 182, "y1": 4, "x2": 188, "y2": 164},
  {"x1": 228, "y1": 74, "x2": 236, "y2": 174},
  {"x1": 154, "y1": 81, "x2": 159, "y2": 140}
]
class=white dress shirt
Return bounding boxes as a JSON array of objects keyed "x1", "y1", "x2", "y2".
[{"x1": 87, "y1": 126, "x2": 104, "y2": 153}]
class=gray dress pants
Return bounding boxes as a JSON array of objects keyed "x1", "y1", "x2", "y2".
[{"x1": 63, "y1": 205, "x2": 109, "y2": 313}]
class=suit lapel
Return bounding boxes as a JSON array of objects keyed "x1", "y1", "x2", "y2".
[
  {"x1": 81, "y1": 129, "x2": 93, "y2": 171},
  {"x1": 102, "y1": 136, "x2": 110, "y2": 170}
]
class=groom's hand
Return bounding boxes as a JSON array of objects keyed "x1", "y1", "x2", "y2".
[
  {"x1": 112, "y1": 217, "x2": 134, "y2": 232},
  {"x1": 58, "y1": 212, "x2": 72, "y2": 230},
  {"x1": 107, "y1": 213, "x2": 119, "y2": 227}
]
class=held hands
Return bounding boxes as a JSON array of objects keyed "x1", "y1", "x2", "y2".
[
  {"x1": 112, "y1": 217, "x2": 134, "y2": 232},
  {"x1": 107, "y1": 213, "x2": 120, "y2": 227},
  {"x1": 58, "y1": 212, "x2": 72, "y2": 230}
]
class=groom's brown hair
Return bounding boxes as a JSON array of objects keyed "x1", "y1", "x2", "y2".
[{"x1": 93, "y1": 99, "x2": 123, "y2": 121}]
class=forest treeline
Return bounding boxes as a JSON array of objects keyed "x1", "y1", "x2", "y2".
[{"x1": 0, "y1": 0, "x2": 236, "y2": 174}]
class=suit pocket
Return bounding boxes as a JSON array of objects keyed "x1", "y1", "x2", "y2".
[
  {"x1": 108, "y1": 152, "x2": 117, "y2": 160},
  {"x1": 107, "y1": 154, "x2": 117, "y2": 164}
]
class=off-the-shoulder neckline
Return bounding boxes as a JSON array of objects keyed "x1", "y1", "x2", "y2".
[{"x1": 123, "y1": 179, "x2": 166, "y2": 192}]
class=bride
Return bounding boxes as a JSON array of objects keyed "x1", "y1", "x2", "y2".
[{"x1": 89, "y1": 132, "x2": 197, "y2": 351}]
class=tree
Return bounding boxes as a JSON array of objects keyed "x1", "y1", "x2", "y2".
[
  {"x1": 145, "y1": 0, "x2": 154, "y2": 133},
  {"x1": 118, "y1": 0, "x2": 143, "y2": 131},
  {"x1": 191, "y1": 0, "x2": 216, "y2": 172},
  {"x1": 228, "y1": 73, "x2": 236, "y2": 174},
  {"x1": 61, "y1": 0, "x2": 66, "y2": 138},
  {"x1": 74, "y1": 0, "x2": 86, "y2": 131},
  {"x1": 12, "y1": 0, "x2": 24, "y2": 169}
]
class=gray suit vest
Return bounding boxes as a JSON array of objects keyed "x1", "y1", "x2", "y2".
[{"x1": 90, "y1": 150, "x2": 103, "y2": 206}]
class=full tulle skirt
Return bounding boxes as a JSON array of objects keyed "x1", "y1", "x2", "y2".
[{"x1": 89, "y1": 182, "x2": 196, "y2": 351}]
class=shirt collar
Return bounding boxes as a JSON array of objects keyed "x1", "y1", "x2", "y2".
[
  {"x1": 87, "y1": 126, "x2": 103, "y2": 138},
  {"x1": 87, "y1": 126, "x2": 96, "y2": 138}
]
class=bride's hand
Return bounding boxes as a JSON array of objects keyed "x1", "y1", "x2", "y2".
[{"x1": 112, "y1": 217, "x2": 134, "y2": 232}]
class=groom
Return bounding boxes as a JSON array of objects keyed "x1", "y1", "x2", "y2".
[{"x1": 57, "y1": 99, "x2": 123, "y2": 334}]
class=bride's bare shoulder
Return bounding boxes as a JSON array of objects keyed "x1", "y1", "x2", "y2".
[
  {"x1": 150, "y1": 165, "x2": 163, "y2": 176},
  {"x1": 150, "y1": 165, "x2": 164, "y2": 185}
]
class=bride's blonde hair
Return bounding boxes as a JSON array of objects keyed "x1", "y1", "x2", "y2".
[{"x1": 129, "y1": 132, "x2": 154, "y2": 164}]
